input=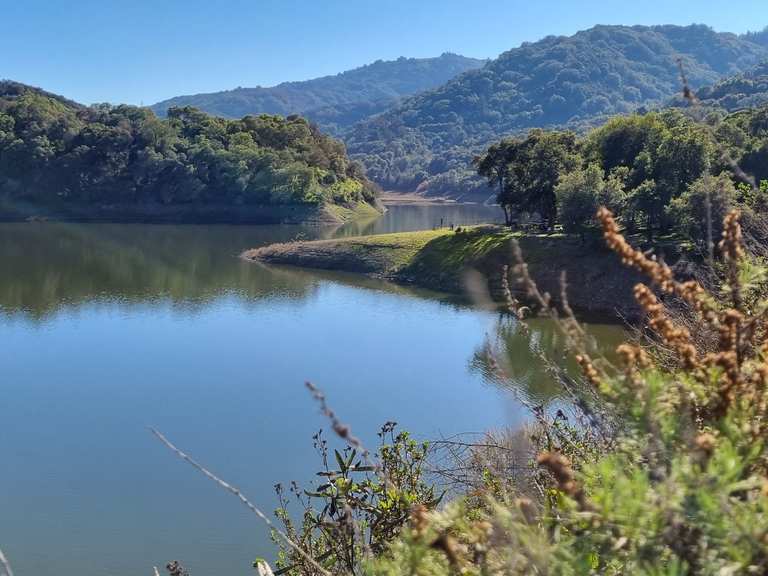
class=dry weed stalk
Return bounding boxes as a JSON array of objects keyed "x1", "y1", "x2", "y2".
[
  {"x1": 0, "y1": 548, "x2": 13, "y2": 576},
  {"x1": 304, "y1": 381, "x2": 372, "y2": 469},
  {"x1": 149, "y1": 428, "x2": 332, "y2": 576},
  {"x1": 536, "y1": 452, "x2": 589, "y2": 510}
]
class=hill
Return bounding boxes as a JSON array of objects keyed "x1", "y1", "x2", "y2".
[
  {"x1": 0, "y1": 82, "x2": 379, "y2": 223},
  {"x1": 344, "y1": 24, "x2": 768, "y2": 200},
  {"x1": 685, "y1": 61, "x2": 768, "y2": 111},
  {"x1": 150, "y1": 53, "x2": 484, "y2": 135}
]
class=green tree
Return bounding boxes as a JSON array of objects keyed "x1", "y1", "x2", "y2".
[
  {"x1": 0, "y1": 83, "x2": 378, "y2": 212},
  {"x1": 474, "y1": 140, "x2": 518, "y2": 225},
  {"x1": 476, "y1": 130, "x2": 579, "y2": 229},
  {"x1": 555, "y1": 163, "x2": 625, "y2": 238},
  {"x1": 670, "y1": 173, "x2": 738, "y2": 247}
]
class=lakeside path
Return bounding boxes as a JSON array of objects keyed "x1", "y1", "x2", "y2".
[{"x1": 243, "y1": 226, "x2": 649, "y2": 320}]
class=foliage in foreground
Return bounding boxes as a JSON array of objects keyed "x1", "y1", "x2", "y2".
[
  {"x1": 270, "y1": 423, "x2": 440, "y2": 576},
  {"x1": 367, "y1": 209, "x2": 768, "y2": 575}
]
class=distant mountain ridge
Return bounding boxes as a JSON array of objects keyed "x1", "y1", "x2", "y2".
[
  {"x1": 150, "y1": 53, "x2": 485, "y2": 134},
  {"x1": 343, "y1": 24, "x2": 768, "y2": 200}
]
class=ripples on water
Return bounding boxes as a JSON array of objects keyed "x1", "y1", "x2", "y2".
[{"x1": 0, "y1": 204, "x2": 623, "y2": 575}]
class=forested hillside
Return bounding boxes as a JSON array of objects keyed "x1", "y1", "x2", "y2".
[
  {"x1": 681, "y1": 61, "x2": 768, "y2": 111},
  {"x1": 150, "y1": 53, "x2": 484, "y2": 135},
  {"x1": 0, "y1": 81, "x2": 377, "y2": 221},
  {"x1": 345, "y1": 24, "x2": 768, "y2": 200}
]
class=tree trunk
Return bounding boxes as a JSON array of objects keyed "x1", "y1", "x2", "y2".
[{"x1": 646, "y1": 212, "x2": 654, "y2": 242}]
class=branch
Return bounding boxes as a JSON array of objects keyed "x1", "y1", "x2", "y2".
[
  {"x1": 0, "y1": 548, "x2": 13, "y2": 576},
  {"x1": 149, "y1": 427, "x2": 331, "y2": 576}
]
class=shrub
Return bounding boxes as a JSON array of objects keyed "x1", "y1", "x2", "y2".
[{"x1": 271, "y1": 423, "x2": 441, "y2": 576}]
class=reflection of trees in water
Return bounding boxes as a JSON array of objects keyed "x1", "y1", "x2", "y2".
[
  {"x1": 0, "y1": 222, "x2": 465, "y2": 320},
  {"x1": 0, "y1": 223, "x2": 322, "y2": 319},
  {"x1": 333, "y1": 205, "x2": 504, "y2": 238},
  {"x1": 471, "y1": 315, "x2": 624, "y2": 405}
]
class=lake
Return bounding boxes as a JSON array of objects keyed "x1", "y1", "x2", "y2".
[{"x1": 0, "y1": 204, "x2": 624, "y2": 575}]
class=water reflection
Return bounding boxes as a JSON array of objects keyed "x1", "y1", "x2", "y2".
[
  {"x1": 335, "y1": 204, "x2": 504, "y2": 237},
  {"x1": 471, "y1": 315, "x2": 625, "y2": 404},
  {"x1": 0, "y1": 204, "x2": 502, "y2": 319}
]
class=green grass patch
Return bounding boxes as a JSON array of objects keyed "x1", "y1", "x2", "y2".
[{"x1": 323, "y1": 201, "x2": 383, "y2": 223}]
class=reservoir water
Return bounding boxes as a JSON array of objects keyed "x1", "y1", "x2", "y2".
[{"x1": 0, "y1": 204, "x2": 624, "y2": 575}]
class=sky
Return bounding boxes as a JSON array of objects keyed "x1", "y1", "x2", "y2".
[{"x1": 2, "y1": 0, "x2": 767, "y2": 106}]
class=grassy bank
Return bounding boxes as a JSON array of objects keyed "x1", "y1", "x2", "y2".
[{"x1": 244, "y1": 226, "x2": 657, "y2": 318}]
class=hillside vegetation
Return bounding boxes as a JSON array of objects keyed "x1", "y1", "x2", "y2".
[
  {"x1": 681, "y1": 61, "x2": 768, "y2": 111},
  {"x1": 0, "y1": 82, "x2": 378, "y2": 222},
  {"x1": 150, "y1": 54, "x2": 484, "y2": 135},
  {"x1": 345, "y1": 25, "x2": 768, "y2": 200}
]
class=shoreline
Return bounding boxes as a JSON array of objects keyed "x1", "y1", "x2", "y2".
[
  {"x1": 243, "y1": 226, "x2": 663, "y2": 321},
  {"x1": 0, "y1": 200, "x2": 383, "y2": 226}
]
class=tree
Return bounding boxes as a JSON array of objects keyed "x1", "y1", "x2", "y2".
[
  {"x1": 475, "y1": 130, "x2": 579, "y2": 229},
  {"x1": 0, "y1": 84, "x2": 378, "y2": 211},
  {"x1": 556, "y1": 163, "x2": 625, "y2": 239},
  {"x1": 652, "y1": 120, "x2": 713, "y2": 230},
  {"x1": 474, "y1": 140, "x2": 518, "y2": 225},
  {"x1": 669, "y1": 173, "x2": 738, "y2": 248}
]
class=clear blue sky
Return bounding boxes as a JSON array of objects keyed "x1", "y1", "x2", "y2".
[{"x1": 2, "y1": 0, "x2": 767, "y2": 105}]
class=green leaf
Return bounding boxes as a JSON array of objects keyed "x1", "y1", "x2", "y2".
[{"x1": 335, "y1": 449, "x2": 347, "y2": 472}]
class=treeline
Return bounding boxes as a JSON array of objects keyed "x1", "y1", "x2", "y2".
[
  {"x1": 0, "y1": 82, "x2": 377, "y2": 210},
  {"x1": 345, "y1": 25, "x2": 768, "y2": 200},
  {"x1": 475, "y1": 105, "x2": 768, "y2": 244}
]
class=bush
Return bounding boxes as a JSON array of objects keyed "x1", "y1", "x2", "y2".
[{"x1": 271, "y1": 423, "x2": 441, "y2": 576}]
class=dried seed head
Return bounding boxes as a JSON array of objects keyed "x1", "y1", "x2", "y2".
[
  {"x1": 575, "y1": 354, "x2": 601, "y2": 388},
  {"x1": 719, "y1": 210, "x2": 744, "y2": 264},
  {"x1": 634, "y1": 284, "x2": 699, "y2": 370}
]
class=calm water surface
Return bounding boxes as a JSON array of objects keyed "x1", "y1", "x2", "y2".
[{"x1": 0, "y1": 204, "x2": 623, "y2": 575}]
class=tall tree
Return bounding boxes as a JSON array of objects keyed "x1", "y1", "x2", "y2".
[{"x1": 473, "y1": 140, "x2": 518, "y2": 225}]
